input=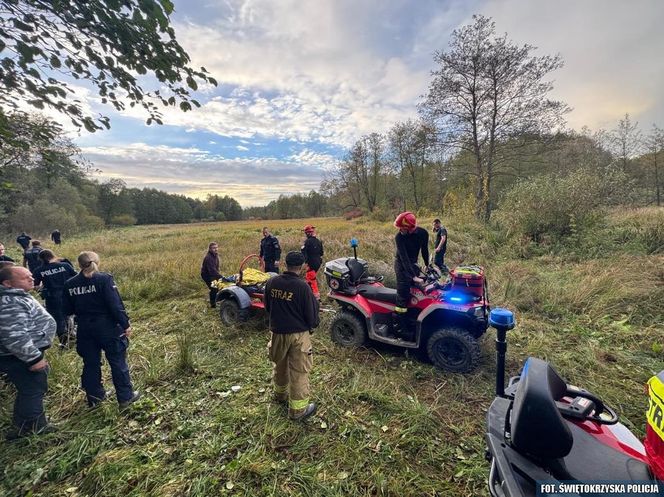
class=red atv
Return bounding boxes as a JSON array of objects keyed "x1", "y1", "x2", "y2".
[{"x1": 324, "y1": 239, "x2": 490, "y2": 373}]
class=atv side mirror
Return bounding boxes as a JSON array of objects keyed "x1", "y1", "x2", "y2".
[{"x1": 490, "y1": 308, "x2": 515, "y2": 398}]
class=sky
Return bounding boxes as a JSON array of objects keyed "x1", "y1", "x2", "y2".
[{"x1": 63, "y1": 0, "x2": 664, "y2": 206}]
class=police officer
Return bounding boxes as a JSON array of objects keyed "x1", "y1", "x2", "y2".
[
  {"x1": 301, "y1": 225, "x2": 324, "y2": 299},
  {"x1": 63, "y1": 251, "x2": 139, "y2": 409},
  {"x1": 432, "y1": 218, "x2": 448, "y2": 272},
  {"x1": 50, "y1": 229, "x2": 61, "y2": 245},
  {"x1": 33, "y1": 250, "x2": 76, "y2": 348},
  {"x1": 16, "y1": 232, "x2": 31, "y2": 251},
  {"x1": 24, "y1": 240, "x2": 44, "y2": 272},
  {"x1": 393, "y1": 212, "x2": 429, "y2": 339},
  {"x1": 265, "y1": 251, "x2": 319, "y2": 421},
  {"x1": 259, "y1": 227, "x2": 282, "y2": 274}
]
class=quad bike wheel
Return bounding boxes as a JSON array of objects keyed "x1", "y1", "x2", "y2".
[
  {"x1": 219, "y1": 298, "x2": 249, "y2": 326},
  {"x1": 427, "y1": 327, "x2": 481, "y2": 373},
  {"x1": 330, "y1": 310, "x2": 367, "y2": 347}
]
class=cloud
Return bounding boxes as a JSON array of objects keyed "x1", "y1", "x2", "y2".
[
  {"x1": 478, "y1": 0, "x2": 664, "y2": 129},
  {"x1": 81, "y1": 143, "x2": 335, "y2": 206}
]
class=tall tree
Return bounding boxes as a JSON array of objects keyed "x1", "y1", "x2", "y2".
[
  {"x1": 645, "y1": 125, "x2": 663, "y2": 206},
  {"x1": 610, "y1": 113, "x2": 642, "y2": 173},
  {"x1": 420, "y1": 15, "x2": 568, "y2": 221},
  {"x1": 0, "y1": 0, "x2": 216, "y2": 132},
  {"x1": 387, "y1": 119, "x2": 436, "y2": 210}
]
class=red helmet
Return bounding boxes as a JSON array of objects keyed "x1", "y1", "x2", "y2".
[
  {"x1": 303, "y1": 224, "x2": 316, "y2": 235},
  {"x1": 394, "y1": 211, "x2": 417, "y2": 233}
]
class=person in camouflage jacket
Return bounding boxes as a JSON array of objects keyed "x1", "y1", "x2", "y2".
[{"x1": 0, "y1": 265, "x2": 56, "y2": 440}]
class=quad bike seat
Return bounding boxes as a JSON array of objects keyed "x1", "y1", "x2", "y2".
[
  {"x1": 511, "y1": 358, "x2": 652, "y2": 482},
  {"x1": 357, "y1": 284, "x2": 398, "y2": 304}
]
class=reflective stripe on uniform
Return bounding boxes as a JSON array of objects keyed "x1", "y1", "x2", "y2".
[
  {"x1": 274, "y1": 383, "x2": 288, "y2": 394},
  {"x1": 647, "y1": 372, "x2": 664, "y2": 441},
  {"x1": 394, "y1": 306, "x2": 407, "y2": 314},
  {"x1": 289, "y1": 398, "x2": 309, "y2": 410}
]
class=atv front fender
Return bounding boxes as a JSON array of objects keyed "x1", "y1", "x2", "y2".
[{"x1": 217, "y1": 285, "x2": 252, "y2": 309}]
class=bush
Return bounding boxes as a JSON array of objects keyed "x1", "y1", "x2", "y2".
[
  {"x1": 8, "y1": 199, "x2": 78, "y2": 236},
  {"x1": 111, "y1": 214, "x2": 137, "y2": 226},
  {"x1": 495, "y1": 168, "x2": 631, "y2": 243}
]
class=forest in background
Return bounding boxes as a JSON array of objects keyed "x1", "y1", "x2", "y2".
[{"x1": 1, "y1": 15, "x2": 662, "y2": 251}]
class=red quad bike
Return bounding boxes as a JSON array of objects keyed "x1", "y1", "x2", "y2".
[
  {"x1": 324, "y1": 238, "x2": 490, "y2": 373},
  {"x1": 486, "y1": 308, "x2": 664, "y2": 497},
  {"x1": 216, "y1": 254, "x2": 274, "y2": 326}
]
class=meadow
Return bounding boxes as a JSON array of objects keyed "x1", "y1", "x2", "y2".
[{"x1": 0, "y1": 210, "x2": 662, "y2": 497}]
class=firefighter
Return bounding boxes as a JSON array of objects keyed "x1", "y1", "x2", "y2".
[
  {"x1": 16, "y1": 232, "x2": 31, "y2": 252},
  {"x1": 24, "y1": 240, "x2": 44, "y2": 272},
  {"x1": 63, "y1": 251, "x2": 139, "y2": 409},
  {"x1": 265, "y1": 251, "x2": 319, "y2": 421},
  {"x1": 259, "y1": 227, "x2": 282, "y2": 273},
  {"x1": 393, "y1": 212, "x2": 429, "y2": 339},
  {"x1": 301, "y1": 225, "x2": 324, "y2": 299},
  {"x1": 32, "y1": 250, "x2": 76, "y2": 348},
  {"x1": 200, "y1": 242, "x2": 222, "y2": 308}
]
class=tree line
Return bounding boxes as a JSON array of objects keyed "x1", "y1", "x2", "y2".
[{"x1": 322, "y1": 16, "x2": 663, "y2": 225}]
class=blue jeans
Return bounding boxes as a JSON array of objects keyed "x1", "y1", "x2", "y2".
[
  {"x1": 76, "y1": 318, "x2": 134, "y2": 406},
  {"x1": 0, "y1": 355, "x2": 49, "y2": 433}
]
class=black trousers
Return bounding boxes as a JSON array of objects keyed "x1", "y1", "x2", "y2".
[
  {"x1": 45, "y1": 294, "x2": 67, "y2": 344},
  {"x1": 76, "y1": 319, "x2": 134, "y2": 406},
  {"x1": 202, "y1": 277, "x2": 218, "y2": 307},
  {"x1": 0, "y1": 355, "x2": 49, "y2": 433},
  {"x1": 264, "y1": 260, "x2": 279, "y2": 274}
]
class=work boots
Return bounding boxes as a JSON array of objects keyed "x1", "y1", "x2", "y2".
[{"x1": 288, "y1": 402, "x2": 317, "y2": 421}]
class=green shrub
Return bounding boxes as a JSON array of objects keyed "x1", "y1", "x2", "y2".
[
  {"x1": 111, "y1": 214, "x2": 137, "y2": 226},
  {"x1": 495, "y1": 168, "x2": 630, "y2": 243}
]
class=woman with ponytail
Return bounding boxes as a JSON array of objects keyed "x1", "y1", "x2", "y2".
[{"x1": 63, "y1": 251, "x2": 139, "y2": 409}]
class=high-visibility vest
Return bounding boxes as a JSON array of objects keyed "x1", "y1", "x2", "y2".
[{"x1": 645, "y1": 370, "x2": 664, "y2": 480}]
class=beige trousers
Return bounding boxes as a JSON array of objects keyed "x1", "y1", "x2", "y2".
[{"x1": 268, "y1": 331, "x2": 313, "y2": 414}]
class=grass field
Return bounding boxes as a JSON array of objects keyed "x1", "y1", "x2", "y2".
[{"x1": 1, "y1": 211, "x2": 663, "y2": 497}]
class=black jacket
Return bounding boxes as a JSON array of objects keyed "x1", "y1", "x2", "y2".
[
  {"x1": 265, "y1": 272, "x2": 319, "y2": 334},
  {"x1": 200, "y1": 251, "x2": 221, "y2": 283},
  {"x1": 301, "y1": 236, "x2": 324, "y2": 271},
  {"x1": 63, "y1": 272, "x2": 130, "y2": 330},
  {"x1": 260, "y1": 235, "x2": 281, "y2": 263},
  {"x1": 395, "y1": 227, "x2": 430, "y2": 279},
  {"x1": 33, "y1": 261, "x2": 77, "y2": 298},
  {"x1": 16, "y1": 234, "x2": 31, "y2": 250},
  {"x1": 24, "y1": 246, "x2": 43, "y2": 272}
]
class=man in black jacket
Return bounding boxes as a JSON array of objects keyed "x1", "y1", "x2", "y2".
[
  {"x1": 259, "y1": 227, "x2": 281, "y2": 273},
  {"x1": 200, "y1": 242, "x2": 222, "y2": 308},
  {"x1": 16, "y1": 232, "x2": 31, "y2": 251},
  {"x1": 23, "y1": 240, "x2": 44, "y2": 272},
  {"x1": 265, "y1": 251, "x2": 319, "y2": 421}
]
